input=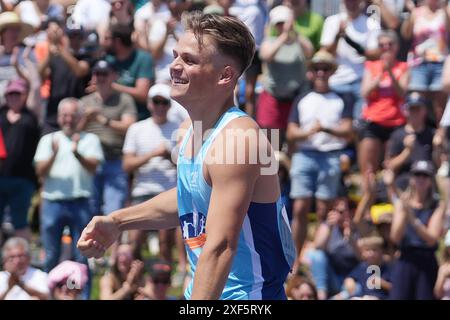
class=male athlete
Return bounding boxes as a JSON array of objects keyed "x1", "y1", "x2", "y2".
[{"x1": 77, "y1": 12, "x2": 295, "y2": 300}]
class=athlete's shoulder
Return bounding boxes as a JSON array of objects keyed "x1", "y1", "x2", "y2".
[{"x1": 223, "y1": 113, "x2": 259, "y2": 131}]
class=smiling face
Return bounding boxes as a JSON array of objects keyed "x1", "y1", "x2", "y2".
[
  {"x1": 3, "y1": 245, "x2": 30, "y2": 275},
  {"x1": 169, "y1": 32, "x2": 227, "y2": 109},
  {"x1": 58, "y1": 101, "x2": 81, "y2": 136}
]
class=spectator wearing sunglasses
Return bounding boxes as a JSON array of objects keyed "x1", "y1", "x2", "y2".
[
  {"x1": 122, "y1": 83, "x2": 187, "y2": 281},
  {"x1": 390, "y1": 160, "x2": 447, "y2": 299},
  {"x1": 287, "y1": 51, "x2": 353, "y2": 275},
  {"x1": 0, "y1": 237, "x2": 49, "y2": 300},
  {"x1": 358, "y1": 31, "x2": 409, "y2": 198}
]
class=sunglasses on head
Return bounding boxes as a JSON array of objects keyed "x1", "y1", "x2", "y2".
[{"x1": 152, "y1": 98, "x2": 170, "y2": 106}]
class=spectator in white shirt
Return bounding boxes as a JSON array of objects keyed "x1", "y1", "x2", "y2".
[
  {"x1": 0, "y1": 237, "x2": 49, "y2": 300},
  {"x1": 122, "y1": 83, "x2": 187, "y2": 280},
  {"x1": 320, "y1": 0, "x2": 381, "y2": 119}
]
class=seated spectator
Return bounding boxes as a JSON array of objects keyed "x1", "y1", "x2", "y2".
[
  {"x1": 385, "y1": 92, "x2": 436, "y2": 191},
  {"x1": 47, "y1": 260, "x2": 89, "y2": 300},
  {"x1": 34, "y1": 98, "x2": 104, "y2": 274},
  {"x1": 333, "y1": 236, "x2": 392, "y2": 300},
  {"x1": 0, "y1": 78, "x2": 40, "y2": 241},
  {"x1": 135, "y1": 260, "x2": 177, "y2": 300},
  {"x1": 99, "y1": 244, "x2": 145, "y2": 300},
  {"x1": 79, "y1": 60, "x2": 137, "y2": 217},
  {"x1": 390, "y1": 160, "x2": 446, "y2": 299},
  {"x1": 287, "y1": 51, "x2": 353, "y2": 270},
  {"x1": 304, "y1": 198, "x2": 359, "y2": 300},
  {"x1": 0, "y1": 237, "x2": 49, "y2": 300},
  {"x1": 358, "y1": 30, "x2": 408, "y2": 197},
  {"x1": 257, "y1": 5, "x2": 310, "y2": 147},
  {"x1": 370, "y1": 202, "x2": 397, "y2": 262},
  {"x1": 285, "y1": 274, "x2": 318, "y2": 300},
  {"x1": 434, "y1": 229, "x2": 450, "y2": 300}
]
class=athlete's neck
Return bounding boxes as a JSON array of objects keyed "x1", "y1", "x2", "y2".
[{"x1": 188, "y1": 96, "x2": 235, "y2": 138}]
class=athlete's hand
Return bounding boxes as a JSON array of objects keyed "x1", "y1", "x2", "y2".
[{"x1": 77, "y1": 216, "x2": 120, "y2": 258}]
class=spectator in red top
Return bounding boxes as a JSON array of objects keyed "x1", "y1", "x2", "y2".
[{"x1": 358, "y1": 30, "x2": 409, "y2": 194}]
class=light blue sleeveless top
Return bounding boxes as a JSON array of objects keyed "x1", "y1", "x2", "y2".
[{"x1": 177, "y1": 106, "x2": 295, "y2": 300}]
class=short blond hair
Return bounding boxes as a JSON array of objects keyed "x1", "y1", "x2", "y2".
[
  {"x1": 358, "y1": 236, "x2": 384, "y2": 250},
  {"x1": 182, "y1": 11, "x2": 256, "y2": 76}
]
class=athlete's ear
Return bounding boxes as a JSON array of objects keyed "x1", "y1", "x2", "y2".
[{"x1": 218, "y1": 65, "x2": 236, "y2": 85}]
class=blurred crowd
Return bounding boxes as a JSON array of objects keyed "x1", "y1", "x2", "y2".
[{"x1": 0, "y1": 0, "x2": 450, "y2": 300}]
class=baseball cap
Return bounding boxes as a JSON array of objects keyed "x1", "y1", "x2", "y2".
[
  {"x1": 148, "y1": 83, "x2": 171, "y2": 101},
  {"x1": 269, "y1": 5, "x2": 292, "y2": 25},
  {"x1": 411, "y1": 160, "x2": 434, "y2": 176},
  {"x1": 5, "y1": 78, "x2": 29, "y2": 95}
]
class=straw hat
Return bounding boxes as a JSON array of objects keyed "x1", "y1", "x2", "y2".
[
  {"x1": 0, "y1": 12, "x2": 34, "y2": 43},
  {"x1": 308, "y1": 50, "x2": 338, "y2": 72}
]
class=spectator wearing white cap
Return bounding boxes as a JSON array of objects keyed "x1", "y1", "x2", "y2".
[
  {"x1": 257, "y1": 5, "x2": 310, "y2": 147},
  {"x1": 122, "y1": 83, "x2": 186, "y2": 279}
]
